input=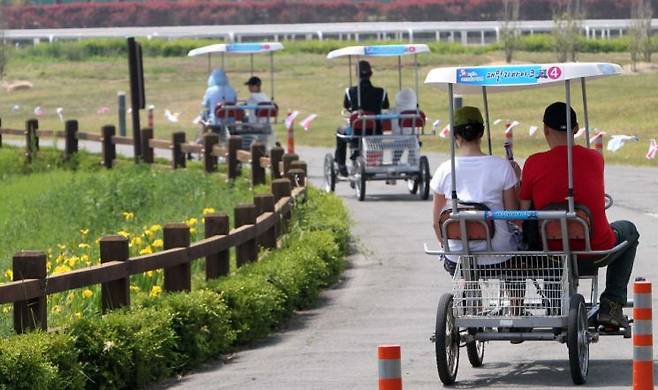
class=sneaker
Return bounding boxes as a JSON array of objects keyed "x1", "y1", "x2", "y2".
[
  {"x1": 338, "y1": 165, "x2": 349, "y2": 177},
  {"x1": 598, "y1": 296, "x2": 629, "y2": 329}
]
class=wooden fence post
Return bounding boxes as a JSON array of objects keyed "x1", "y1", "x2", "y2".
[
  {"x1": 251, "y1": 141, "x2": 266, "y2": 186},
  {"x1": 287, "y1": 168, "x2": 306, "y2": 188},
  {"x1": 163, "y1": 223, "x2": 191, "y2": 292},
  {"x1": 269, "y1": 145, "x2": 284, "y2": 180},
  {"x1": 28, "y1": 119, "x2": 39, "y2": 151},
  {"x1": 228, "y1": 135, "x2": 242, "y2": 179},
  {"x1": 0, "y1": 118, "x2": 3, "y2": 147},
  {"x1": 12, "y1": 251, "x2": 47, "y2": 333},
  {"x1": 64, "y1": 120, "x2": 78, "y2": 160},
  {"x1": 272, "y1": 178, "x2": 293, "y2": 234},
  {"x1": 203, "y1": 132, "x2": 219, "y2": 173},
  {"x1": 172, "y1": 131, "x2": 186, "y2": 169},
  {"x1": 290, "y1": 160, "x2": 308, "y2": 177},
  {"x1": 101, "y1": 125, "x2": 116, "y2": 169},
  {"x1": 254, "y1": 193, "x2": 277, "y2": 250},
  {"x1": 282, "y1": 153, "x2": 299, "y2": 176},
  {"x1": 25, "y1": 119, "x2": 35, "y2": 163},
  {"x1": 99, "y1": 235, "x2": 130, "y2": 312},
  {"x1": 204, "y1": 213, "x2": 229, "y2": 279},
  {"x1": 235, "y1": 204, "x2": 258, "y2": 267},
  {"x1": 141, "y1": 128, "x2": 154, "y2": 164}
]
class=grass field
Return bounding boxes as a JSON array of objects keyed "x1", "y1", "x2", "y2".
[{"x1": 1, "y1": 43, "x2": 657, "y2": 166}]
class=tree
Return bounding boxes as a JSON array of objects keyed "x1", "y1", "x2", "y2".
[
  {"x1": 553, "y1": 0, "x2": 584, "y2": 62},
  {"x1": 630, "y1": 0, "x2": 653, "y2": 71},
  {"x1": 501, "y1": 0, "x2": 520, "y2": 64}
]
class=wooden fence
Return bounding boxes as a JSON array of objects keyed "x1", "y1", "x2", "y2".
[
  {"x1": 0, "y1": 118, "x2": 309, "y2": 187},
  {"x1": 0, "y1": 117, "x2": 312, "y2": 334}
]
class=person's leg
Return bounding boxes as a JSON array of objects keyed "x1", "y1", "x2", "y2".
[
  {"x1": 335, "y1": 126, "x2": 348, "y2": 175},
  {"x1": 597, "y1": 220, "x2": 639, "y2": 327}
]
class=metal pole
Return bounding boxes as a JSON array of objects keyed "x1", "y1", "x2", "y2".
[
  {"x1": 482, "y1": 86, "x2": 492, "y2": 155},
  {"x1": 270, "y1": 51, "x2": 275, "y2": 100},
  {"x1": 250, "y1": 53, "x2": 254, "y2": 76},
  {"x1": 565, "y1": 80, "x2": 575, "y2": 213},
  {"x1": 581, "y1": 77, "x2": 590, "y2": 147},
  {"x1": 348, "y1": 56, "x2": 353, "y2": 87},
  {"x1": 397, "y1": 55, "x2": 402, "y2": 91},
  {"x1": 356, "y1": 56, "x2": 361, "y2": 110},
  {"x1": 118, "y1": 91, "x2": 127, "y2": 137},
  {"x1": 414, "y1": 53, "x2": 420, "y2": 108},
  {"x1": 448, "y1": 83, "x2": 458, "y2": 212}
]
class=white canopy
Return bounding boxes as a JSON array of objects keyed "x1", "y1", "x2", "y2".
[
  {"x1": 187, "y1": 42, "x2": 284, "y2": 57},
  {"x1": 327, "y1": 44, "x2": 430, "y2": 59},
  {"x1": 424, "y1": 62, "x2": 622, "y2": 94}
]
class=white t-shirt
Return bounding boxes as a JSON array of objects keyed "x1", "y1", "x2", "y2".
[{"x1": 430, "y1": 155, "x2": 519, "y2": 264}]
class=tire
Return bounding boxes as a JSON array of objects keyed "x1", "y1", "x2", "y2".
[
  {"x1": 407, "y1": 177, "x2": 419, "y2": 194},
  {"x1": 568, "y1": 294, "x2": 589, "y2": 385},
  {"x1": 419, "y1": 156, "x2": 431, "y2": 200},
  {"x1": 466, "y1": 339, "x2": 485, "y2": 368},
  {"x1": 435, "y1": 293, "x2": 459, "y2": 385},
  {"x1": 355, "y1": 157, "x2": 367, "y2": 201},
  {"x1": 323, "y1": 153, "x2": 336, "y2": 193}
]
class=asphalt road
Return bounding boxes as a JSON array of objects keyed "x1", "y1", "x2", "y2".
[
  {"x1": 9, "y1": 139, "x2": 656, "y2": 388},
  {"x1": 158, "y1": 145, "x2": 658, "y2": 390}
]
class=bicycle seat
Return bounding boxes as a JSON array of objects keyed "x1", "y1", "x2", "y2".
[
  {"x1": 399, "y1": 110, "x2": 426, "y2": 130},
  {"x1": 350, "y1": 111, "x2": 377, "y2": 135},
  {"x1": 215, "y1": 103, "x2": 245, "y2": 123},
  {"x1": 541, "y1": 202, "x2": 595, "y2": 275},
  {"x1": 439, "y1": 202, "x2": 495, "y2": 241}
]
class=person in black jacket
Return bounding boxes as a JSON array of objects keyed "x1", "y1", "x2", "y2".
[{"x1": 335, "y1": 60, "x2": 390, "y2": 176}]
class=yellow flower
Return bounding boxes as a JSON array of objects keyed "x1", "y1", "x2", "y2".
[
  {"x1": 186, "y1": 218, "x2": 198, "y2": 227},
  {"x1": 122, "y1": 212, "x2": 135, "y2": 221},
  {"x1": 74, "y1": 312, "x2": 82, "y2": 319},
  {"x1": 144, "y1": 229, "x2": 155, "y2": 238},
  {"x1": 117, "y1": 230, "x2": 130, "y2": 238},
  {"x1": 2, "y1": 306, "x2": 10, "y2": 314},
  {"x1": 82, "y1": 289, "x2": 93, "y2": 299},
  {"x1": 139, "y1": 246, "x2": 153, "y2": 255},
  {"x1": 203, "y1": 207, "x2": 216, "y2": 215},
  {"x1": 130, "y1": 236, "x2": 142, "y2": 248},
  {"x1": 66, "y1": 256, "x2": 79, "y2": 268},
  {"x1": 51, "y1": 305, "x2": 62, "y2": 313},
  {"x1": 55, "y1": 254, "x2": 65, "y2": 264},
  {"x1": 81, "y1": 255, "x2": 90, "y2": 266},
  {"x1": 66, "y1": 292, "x2": 75, "y2": 303},
  {"x1": 80, "y1": 229, "x2": 89, "y2": 236},
  {"x1": 4, "y1": 270, "x2": 12, "y2": 280},
  {"x1": 57, "y1": 244, "x2": 66, "y2": 250},
  {"x1": 146, "y1": 271, "x2": 154, "y2": 278},
  {"x1": 152, "y1": 239, "x2": 163, "y2": 248},
  {"x1": 129, "y1": 285, "x2": 141, "y2": 293},
  {"x1": 46, "y1": 261, "x2": 52, "y2": 271},
  {"x1": 54, "y1": 265, "x2": 71, "y2": 274},
  {"x1": 149, "y1": 224, "x2": 162, "y2": 233},
  {"x1": 149, "y1": 285, "x2": 162, "y2": 297},
  {"x1": 78, "y1": 243, "x2": 90, "y2": 249},
  {"x1": 190, "y1": 228, "x2": 197, "y2": 234}
]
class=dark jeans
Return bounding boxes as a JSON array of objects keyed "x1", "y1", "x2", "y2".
[
  {"x1": 334, "y1": 125, "x2": 382, "y2": 167},
  {"x1": 596, "y1": 220, "x2": 640, "y2": 305}
]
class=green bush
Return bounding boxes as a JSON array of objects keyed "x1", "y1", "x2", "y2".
[
  {"x1": 70, "y1": 308, "x2": 178, "y2": 389},
  {"x1": 0, "y1": 332, "x2": 84, "y2": 390},
  {"x1": 140, "y1": 290, "x2": 236, "y2": 370}
]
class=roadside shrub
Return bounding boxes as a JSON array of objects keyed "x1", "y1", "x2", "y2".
[
  {"x1": 0, "y1": 332, "x2": 84, "y2": 390},
  {"x1": 209, "y1": 274, "x2": 287, "y2": 344},
  {"x1": 69, "y1": 308, "x2": 177, "y2": 389},
  {"x1": 140, "y1": 289, "x2": 236, "y2": 371},
  {"x1": 297, "y1": 186, "x2": 351, "y2": 252}
]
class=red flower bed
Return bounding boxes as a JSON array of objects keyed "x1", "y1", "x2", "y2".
[{"x1": 1, "y1": 0, "x2": 646, "y2": 30}]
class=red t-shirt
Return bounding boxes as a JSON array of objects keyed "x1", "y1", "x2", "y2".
[{"x1": 520, "y1": 145, "x2": 616, "y2": 250}]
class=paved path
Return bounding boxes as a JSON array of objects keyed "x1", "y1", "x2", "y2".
[
  {"x1": 160, "y1": 146, "x2": 658, "y2": 390},
  {"x1": 8, "y1": 139, "x2": 657, "y2": 388}
]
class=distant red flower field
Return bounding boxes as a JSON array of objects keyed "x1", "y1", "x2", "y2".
[{"x1": 2, "y1": 0, "x2": 645, "y2": 29}]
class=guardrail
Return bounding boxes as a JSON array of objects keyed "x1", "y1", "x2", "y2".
[
  {"x1": 0, "y1": 118, "x2": 312, "y2": 334},
  {"x1": 0, "y1": 118, "x2": 309, "y2": 187}
]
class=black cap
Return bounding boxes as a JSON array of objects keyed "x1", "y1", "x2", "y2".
[
  {"x1": 358, "y1": 60, "x2": 372, "y2": 78},
  {"x1": 543, "y1": 102, "x2": 578, "y2": 131},
  {"x1": 244, "y1": 76, "x2": 262, "y2": 86}
]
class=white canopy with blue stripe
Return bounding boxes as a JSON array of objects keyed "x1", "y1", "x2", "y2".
[
  {"x1": 327, "y1": 44, "x2": 430, "y2": 59},
  {"x1": 187, "y1": 42, "x2": 284, "y2": 57}
]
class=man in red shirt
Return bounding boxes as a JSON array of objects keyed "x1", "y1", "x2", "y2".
[{"x1": 520, "y1": 102, "x2": 639, "y2": 329}]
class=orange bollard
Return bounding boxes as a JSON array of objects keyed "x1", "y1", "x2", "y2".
[
  {"x1": 378, "y1": 344, "x2": 402, "y2": 390},
  {"x1": 633, "y1": 278, "x2": 654, "y2": 390}
]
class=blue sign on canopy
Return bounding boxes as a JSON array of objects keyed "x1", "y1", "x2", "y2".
[
  {"x1": 456, "y1": 65, "x2": 553, "y2": 86},
  {"x1": 364, "y1": 45, "x2": 410, "y2": 56},
  {"x1": 226, "y1": 43, "x2": 267, "y2": 53}
]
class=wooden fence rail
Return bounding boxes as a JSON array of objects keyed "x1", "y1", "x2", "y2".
[{"x1": 0, "y1": 118, "x2": 303, "y2": 186}]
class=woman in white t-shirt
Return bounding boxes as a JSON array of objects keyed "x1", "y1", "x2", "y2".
[{"x1": 430, "y1": 106, "x2": 521, "y2": 273}]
